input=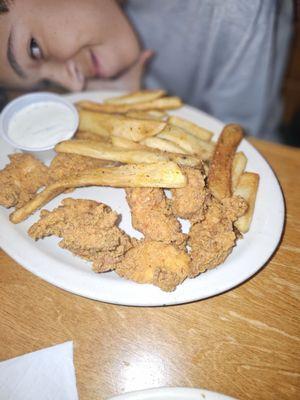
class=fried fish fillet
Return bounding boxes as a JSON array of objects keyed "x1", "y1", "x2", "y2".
[
  {"x1": 115, "y1": 240, "x2": 191, "y2": 291},
  {"x1": 189, "y1": 194, "x2": 248, "y2": 277},
  {"x1": 126, "y1": 187, "x2": 186, "y2": 248},
  {"x1": 0, "y1": 153, "x2": 49, "y2": 209},
  {"x1": 28, "y1": 198, "x2": 133, "y2": 272},
  {"x1": 171, "y1": 166, "x2": 207, "y2": 222}
]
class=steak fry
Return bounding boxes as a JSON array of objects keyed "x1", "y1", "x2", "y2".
[
  {"x1": 28, "y1": 198, "x2": 133, "y2": 272},
  {"x1": 10, "y1": 162, "x2": 186, "y2": 224},
  {"x1": 208, "y1": 124, "x2": 243, "y2": 200},
  {"x1": 49, "y1": 153, "x2": 117, "y2": 183}
]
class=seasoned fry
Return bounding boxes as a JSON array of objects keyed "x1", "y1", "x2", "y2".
[
  {"x1": 104, "y1": 89, "x2": 166, "y2": 105},
  {"x1": 162, "y1": 153, "x2": 201, "y2": 167},
  {"x1": 133, "y1": 96, "x2": 182, "y2": 111},
  {"x1": 108, "y1": 117, "x2": 166, "y2": 142},
  {"x1": 10, "y1": 186, "x2": 65, "y2": 224},
  {"x1": 234, "y1": 172, "x2": 259, "y2": 233},
  {"x1": 79, "y1": 109, "x2": 166, "y2": 141},
  {"x1": 168, "y1": 115, "x2": 213, "y2": 142},
  {"x1": 55, "y1": 139, "x2": 200, "y2": 167},
  {"x1": 126, "y1": 110, "x2": 167, "y2": 121},
  {"x1": 208, "y1": 124, "x2": 244, "y2": 200},
  {"x1": 231, "y1": 151, "x2": 247, "y2": 190},
  {"x1": 78, "y1": 109, "x2": 111, "y2": 138},
  {"x1": 140, "y1": 137, "x2": 189, "y2": 154},
  {"x1": 158, "y1": 124, "x2": 214, "y2": 160},
  {"x1": 75, "y1": 130, "x2": 111, "y2": 143},
  {"x1": 10, "y1": 162, "x2": 187, "y2": 223},
  {"x1": 111, "y1": 136, "x2": 145, "y2": 150},
  {"x1": 76, "y1": 96, "x2": 182, "y2": 114},
  {"x1": 56, "y1": 140, "x2": 167, "y2": 164}
]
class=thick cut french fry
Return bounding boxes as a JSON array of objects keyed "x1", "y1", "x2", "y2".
[
  {"x1": 55, "y1": 139, "x2": 201, "y2": 167},
  {"x1": 158, "y1": 124, "x2": 214, "y2": 160},
  {"x1": 168, "y1": 115, "x2": 213, "y2": 142},
  {"x1": 162, "y1": 152, "x2": 201, "y2": 167},
  {"x1": 111, "y1": 136, "x2": 146, "y2": 150},
  {"x1": 140, "y1": 137, "x2": 189, "y2": 154},
  {"x1": 55, "y1": 140, "x2": 168, "y2": 164},
  {"x1": 234, "y1": 172, "x2": 259, "y2": 233},
  {"x1": 10, "y1": 162, "x2": 187, "y2": 223},
  {"x1": 231, "y1": 151, "x2": 248, "y2": 190},
  {"x1": 78, "y1": 109, "x2": 166, "y2": 141},
  {"x1": 126, "y1": 110, "x2": 167, "y2": 121},
  {"x1": 78, "y1": 109, "x2": 111, "y2": 138},
  {"x1": 109, "y1": 117, "x2": 166, "y2": 142},
  {"x1": 75, "y1": 130, "x2": 111, "y2": 143},
  {"x1": 104, "y1": 89, "x2": 166, "y2": 105},
  {"x1": 76, "y1": 96, "x2": 182, "y2": 114},
  {"x1": 208, "y1": 124, "x2": 243, "y2": 200}
]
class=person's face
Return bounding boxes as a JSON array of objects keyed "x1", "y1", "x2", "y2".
[{"x1": 0, "y1": 0, "x2": 140, "y2": 91}]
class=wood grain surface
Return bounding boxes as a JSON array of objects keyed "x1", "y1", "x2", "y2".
[{"x1": 0, "y1": 138, "x2": 299, "y2": 400}]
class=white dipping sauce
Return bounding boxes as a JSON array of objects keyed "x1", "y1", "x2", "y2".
[{"x1": 8, "y1": 101, "x2": 75, "y2": 149}]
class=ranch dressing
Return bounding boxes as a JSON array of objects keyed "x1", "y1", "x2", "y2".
[{"x1": 8, "y1": 101, "x2": 75, "y2": 149}]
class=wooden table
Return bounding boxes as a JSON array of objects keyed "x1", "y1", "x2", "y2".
[{"x1": 0, "y1": 138, "x2": 299, "y2": 400}]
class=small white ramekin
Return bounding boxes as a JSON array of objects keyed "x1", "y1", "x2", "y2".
[{"x1": 0, "y1": 92, "x2": 79, "y2": 154}]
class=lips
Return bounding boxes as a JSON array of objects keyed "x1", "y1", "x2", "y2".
[{"x1": 90, "y1": 50, "x2": 105, "y2": 78}]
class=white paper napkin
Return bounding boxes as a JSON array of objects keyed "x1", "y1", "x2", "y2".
[{"x1": 0, "y1": 341, "x2": 78, "y2": 400}]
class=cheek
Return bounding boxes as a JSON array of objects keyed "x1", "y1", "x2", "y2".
[
  {"x1": 102, "y1": 24, "x2": 140, "y2": 71},
  {"x1": 91, "y1": 1, "x2": 140, "y2": 68}
]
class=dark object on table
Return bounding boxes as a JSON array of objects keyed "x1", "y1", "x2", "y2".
[
  {"x1": 281, "y1": 110, "x2": 300, "y2": 147},
  {"x1": 0, "y1": 88, "x2": 7, "y2": 112}
]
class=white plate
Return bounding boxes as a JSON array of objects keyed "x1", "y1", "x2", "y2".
[
  {"x1": 0, "y1": 91, "x2": 284, "y2": 306},
  {"x1": 107, "y1": 387, "x2": 236, "y2": 400}
]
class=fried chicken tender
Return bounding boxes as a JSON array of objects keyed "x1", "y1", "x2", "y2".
[
  {"x1": 0, "y1": 153, "x2": 49, "y2": 209},
  {"x1": 171, "y1": 166, "x2": 207, "y2": 222},
  {"x1": 28, "y1": 198, "x2": 133, "y2": 272},
  {"x1": 115, "y1": 240, "x2": 191, "y2": 291},
  {"x1": 126, "y1": 187, "x2": 186, "y2": 248},
  {"x1": 49, "y1": 153, "x2": 117, "y2": 183},
  {"x1": 189, "y1": 194, "x2": 248, "y2": 277}
]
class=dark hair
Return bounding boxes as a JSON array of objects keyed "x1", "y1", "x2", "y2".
[{"x1": 0, "y1": 0, "x2": 10, "y2": 14}]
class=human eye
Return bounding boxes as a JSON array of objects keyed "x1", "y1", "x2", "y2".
[{"x1": 29, "y1": 38, "x2": 43, "y2": 61}]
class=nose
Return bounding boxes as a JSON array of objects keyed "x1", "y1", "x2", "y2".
[{"x1": 40, "y1": 60, "x2": 85, "y2": 92}]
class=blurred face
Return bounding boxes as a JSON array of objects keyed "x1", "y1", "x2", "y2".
[{"x1": 0, "y1": 0, "x2": 140, "y2": 91}]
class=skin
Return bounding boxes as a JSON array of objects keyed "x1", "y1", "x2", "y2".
[{"x1": 0, "y1": 0, "x2": 150, "y2": 92}]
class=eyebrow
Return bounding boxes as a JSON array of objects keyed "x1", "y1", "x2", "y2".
[{"x1": 7, "y1": 31, "x2": 27, "y2": 79}]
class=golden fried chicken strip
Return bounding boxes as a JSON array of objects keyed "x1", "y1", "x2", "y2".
[
  {"x1": 115, "y1": 240, "x2": 191, "y2": 291},
  {"x1": 0, "y1": 153, "x2": 49, "y2": 209},
  {"x1": 189, "y1": 195, "x2": 247, "y2": 277},
  {"x1": 171, "y1": 166, "x2": 207, "y2": 222},
  {"x1": 28, "y1": 198, "x2": 133, "y2": 272},
  {"x1": 126, "y1": 187, "x2": 186, "y2": 248},
  {"x1": 49, "y1": 153, "x2": 118, "y2": 183}
]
